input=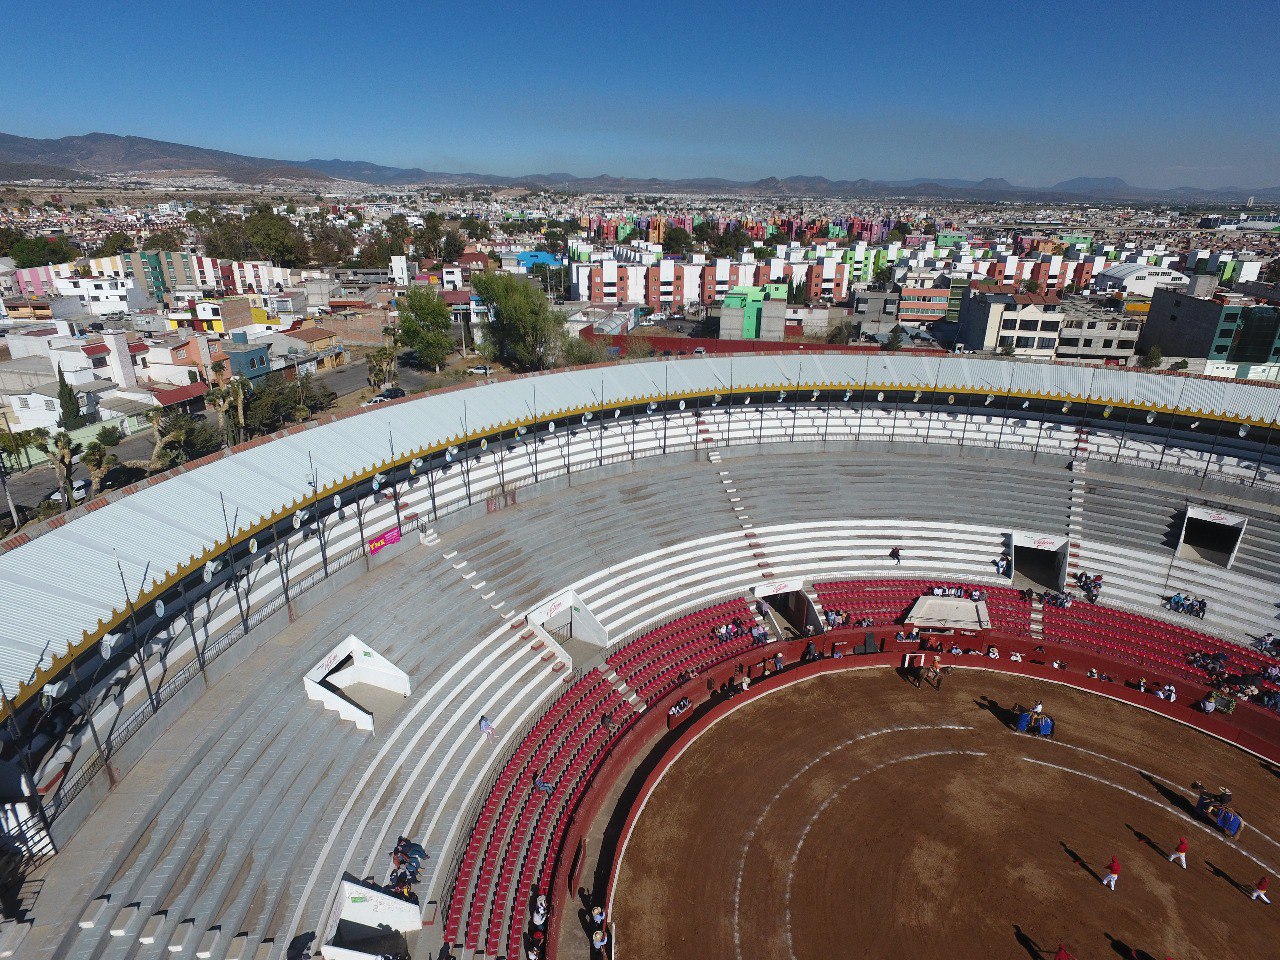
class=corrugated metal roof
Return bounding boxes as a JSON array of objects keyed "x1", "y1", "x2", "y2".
[{"x1": 2, "y1": 355, "x2": 1278, "y2": 695}]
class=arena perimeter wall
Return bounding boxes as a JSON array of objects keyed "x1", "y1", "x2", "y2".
[{"x1": 531, "y1": 628, "x2": 1280, "y2": 958}]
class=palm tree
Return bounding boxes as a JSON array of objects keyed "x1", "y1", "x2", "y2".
[
  {"x1": 81, "y1": 440, "x2": 118, "y2": 495},
  {"x1": 35, "y1": 430, "x2": 81, "y2": 509},
  {"x1": 207, "y1": 385, "x2": 232, "y2": 445}
]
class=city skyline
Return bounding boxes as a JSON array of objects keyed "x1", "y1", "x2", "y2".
[{"x1": 3, "y1": 0, "x2": 1278, "y2": 189}]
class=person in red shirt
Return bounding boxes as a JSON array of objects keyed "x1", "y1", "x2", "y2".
[
  {"x1": 1251, "y1": 875, "x2": 1271, "y2": 904},
  {"x1": 1168, "y1": 836, "x2": 1189, "y2": 869},
  {"x1": 1102, "y1": 855, "x2": 1121, "y2": 890},
  {"x1": 1053, "y1": 944, "x2": 1075, "y2": 960}
]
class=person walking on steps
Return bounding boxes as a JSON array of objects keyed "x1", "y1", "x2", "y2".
[
  {"x1": 1169, "y1": 836, "x2": 1188, "y2": 869},
  {"x1": 889, "y1": 546, "x2": 901, "y2": 565},
  {"x1": 479, "y1": 715, "x2": 497, "y2": 742},
  {"x1": 1102, "y1": 856, "x2": 1121, "y2": 890}
]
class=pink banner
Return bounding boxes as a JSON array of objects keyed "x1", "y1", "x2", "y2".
[{"x1": 368, "y1": 527, "x2": 401, "y2": 556}]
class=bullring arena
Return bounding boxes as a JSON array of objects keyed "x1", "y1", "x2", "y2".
[{"x1": 1, "y1": 354, "x2": 1280, "y2": 960}]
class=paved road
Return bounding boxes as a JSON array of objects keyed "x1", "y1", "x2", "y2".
[
  {"x1": 3, "y1": 430, "x2": 156, "y2": 515},
  {"x1": 1, "y1": 359, "x2": 441, "y2": 525},
  {"x1": 315, "y1": 356, "x2": 437, "y2": 398}
]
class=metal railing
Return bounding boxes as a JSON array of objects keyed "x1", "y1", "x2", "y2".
[{"x1": 40, "y1": 407, "x2": 1279, "y2": 821}]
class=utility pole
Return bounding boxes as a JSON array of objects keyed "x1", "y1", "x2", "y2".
[{"x1": 0, "y1": 406, "x2": 22, "y2": 532}]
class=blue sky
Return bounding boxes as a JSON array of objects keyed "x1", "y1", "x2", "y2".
[{"x1": 5, "y1": 0, "x2": 1278, "y2": 188}]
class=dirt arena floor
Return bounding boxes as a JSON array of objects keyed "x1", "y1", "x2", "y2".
[{"x1": 610, "y1": 667, "x2": 1280, "y2": 960}]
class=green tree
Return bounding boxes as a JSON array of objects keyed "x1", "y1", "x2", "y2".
[
  {"x1": 885, "y1": 325, "x2": 906, "y2": 351},
  {"x1": 185, "y1": 209, "x2": 214, "y2": 229},
  {"x1": 309, "y1": 222, "x2": 356, "y2": 264},
  {"x1": 787, "y1": 282, "x2": 808, "y2": 305},
  {"x1": 621, "y1": 333, "x2": 656, "y2": 359},
  {"x1": 709, "y1": 227, "x2": 751, "y2": 259},
  {"x1": 0, "y1": 426, "x2": 42, "y2": 471},
  {"x1": 1262, "y1": 258, "x2": 1280, "y2": 284},
  {"x1": 95, "y1": 424, "x2": 123, "y2": 447},
  {"x1": 242, "y1": 373, "x2": 334, "y2": 438},
  {"x1": 1139, "y1": 345, "x2": 1164, "y2": 369},
  {"x1": 93, "y1": 231, "x2": 134, "y2": 257},
  {"x1": 460, "y1": 216, "x2": 491, "y2": 241},
  {"x1": 35, "y1": 430, "x2": 80, "y2": 508},
  {"x1": 80, "y1": 440, "x2": 118, "y2": 495},
  {"x1": 357, "y1": 230, "x2": 398, "y2": 268},
  {"x1": 243, "y1": 207, "x2": 309, "y2": 266},
  {"x1": 55, "y1": 367, "x2": 87, "y2": 429},
  {"x1": 885, "y1": 229, "x2": 907, "y2": 244},
  {"x1": 1023, "y1": 278, "x2": 1041, "y2": 294},
  {"x1": 441, "y1": 229, "x2": 466, "y2": 263},
  {"x1": 384, "y1": 214, "x2": 412, "y2": 246},
  {"x1": 201, "y1": 218, "x2": 252, "y2": 260},
  {"x1": 366, "y1": 346, "x2": 398, "y2": 388},
  {"x1": 0, "y1": 226, "x2": 25, "y2": 257},
  {"x1": 873, "y1": 265, "x2": 895, "y2": 289},
  {"x1": 472, "y1": 271, "x2": 565, "y2": 372},
  {"x1": 9, "y1": 235, "x2": 79, "y2": 268},
  {"x1": 143, "y1": 227, "x2": 186, "y2": 251},
  {"x1": 561, "y1": 335, "x2": 609, "y2": 366},
  {"x1": 413, "y1": 212, "x2": 444, "y2": 259},
  {"x1": 396, "y1": 287, "x2": 455, "y2": 370},
  {"x1": 661, "y1": 225, "x2": 694, "y2": 257}
]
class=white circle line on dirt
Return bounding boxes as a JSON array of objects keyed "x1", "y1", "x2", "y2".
[
  {"x1": 1021, "y1": 756, "x2": 1278, "y2": 877},
  {"x1": 1028, "y1": 737, "x2": 1280, "y2": 857},
  {"x1": 729, "y1": 726, "x2": 973, "y2": 960},
  {"x1": 782, "y1": 749, "x2": 987, "y2": 960}
]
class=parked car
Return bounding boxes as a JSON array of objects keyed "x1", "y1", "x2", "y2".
[
  {"x1": 361, "y1": 395, "x2": 389, "y2": 407},
  {"x1": 382, "y1": 387, "x2": 406, "y2": 400},
  {"x1": 693, "y1": 346, "x2": 707, "y2": 355},
  {"x1": 49, "y1": 478, "x2": 91, "y2": 504},
  {"x1": 466, "y1": 365, "x2": 494, "y2": 376}
]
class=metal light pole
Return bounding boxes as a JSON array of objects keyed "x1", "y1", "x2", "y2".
[{"x1": 114, "y1": 554, "x2": 157, "y2": 714}]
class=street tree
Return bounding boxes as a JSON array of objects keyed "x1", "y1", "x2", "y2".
[
  {"x1": 662, "y1": 226, "x2": 694, "y2": 257},
  {"x1": 396, "y1": 287, "x2": 455, "y2": 371},
  {"x1": 441, "y1": 229, "x2": 466, "y2": 263},
  {"x1": 472, "y1": 271, "x2": 565, "y2": 372},
  {"x1": 366, "y1": 347, "x2": 398, "y2": 388},
  {"x1": 93, "y1": 231, "x2": 135, "y2": 257},
  {"x1": 80, "y1": 440, "x2": 118, "y2": 495},
  {"x1": 56, "y1": 367, "x2": 87, "y2": 429}
]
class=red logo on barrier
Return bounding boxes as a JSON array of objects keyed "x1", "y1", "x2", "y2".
[{"x1": 368, "y1": 528, "x2": 402, "y2": 556}]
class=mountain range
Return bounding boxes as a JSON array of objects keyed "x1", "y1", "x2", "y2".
[{"x1": 2, "y1": 131, "x2": 1278, "y2": 203}]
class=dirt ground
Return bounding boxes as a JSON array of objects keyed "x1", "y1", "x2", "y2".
[{"x1": 608, "y1": 668, "x2": 1280, "y2": 960}]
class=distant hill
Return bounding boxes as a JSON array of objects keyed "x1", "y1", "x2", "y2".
[
  {"x1": 0, "y1": 159, "x2": 94, "y2": 181},
  {"x1": 0, "y1": 132, "x2": 332, "y2": 183},
  {"x1": 2, "y1": 130, "x2": 1278, "y2": 202}
]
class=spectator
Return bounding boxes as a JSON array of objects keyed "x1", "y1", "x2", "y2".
[
  {"x1": 533, "y1": 894, "x2": 548, "y2": 928},
  {"x1": 889, "y1": 546, "x2": 902, "y2": 565}
]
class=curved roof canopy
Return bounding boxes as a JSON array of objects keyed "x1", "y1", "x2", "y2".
[{"x1": 2, "y1": 355, "x2": 1278, "y2": 696}]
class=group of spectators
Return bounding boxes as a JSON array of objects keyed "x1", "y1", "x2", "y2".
[
  {"x1": 1189, "y1": 651, "x2": 1280, "y2": 713},
  {"x1": 823, "y1": 608, "x2": 873, "y2": 629},
  {"x1": 714, "y1": 618, "x2": 769, "y2": 647},
  {"x1": 384, "y1": 836, "x2": 427, "y2": 905},
  {"x1": 1166, "y1": 592, "x2": 1208, "y2": 619},
  {"x1": 1074, "y1": 571, "x2": 1103, "y2": 603},
  {"x1": 1135, "y1": 677, "x2": 1178, "y2": 702},
  {"x1": 1040, "y1": 590, "x2": 1075, "y2": 608},
  {"x1": 926, "y1": 584, "x2": 987, "y2": 601},
  {"x1": 524, "y1": 892, "x2": 550, "y2": 959}
]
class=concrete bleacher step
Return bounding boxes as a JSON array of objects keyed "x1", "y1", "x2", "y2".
[{"x1": 0, "y1": 919, "x2": 31, "y2": 959}]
